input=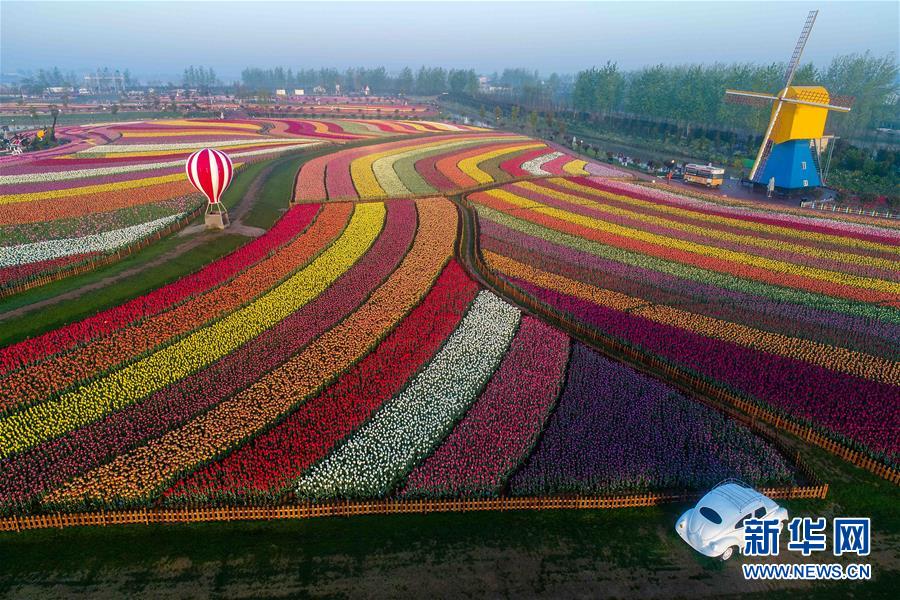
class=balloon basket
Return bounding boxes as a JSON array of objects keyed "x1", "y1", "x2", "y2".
[{"x1": 204, "y1": 203, "x2": 230, "y2": 230}]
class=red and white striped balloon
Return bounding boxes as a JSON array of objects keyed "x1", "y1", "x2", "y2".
[{"x1": 185, "y1": 148, "x2": 233, "y2": 204}]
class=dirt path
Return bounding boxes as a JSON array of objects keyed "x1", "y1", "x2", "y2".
[{"x1": 0, "y1": 160, "x2": 279, "y2": 322}]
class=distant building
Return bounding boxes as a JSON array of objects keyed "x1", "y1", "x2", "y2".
[
  {"x1": 294, "y1": 89, "x2": 305, "y2": 96},
  {"x1": 275, "y1": 89, "x2": 287, "y2": 96}
]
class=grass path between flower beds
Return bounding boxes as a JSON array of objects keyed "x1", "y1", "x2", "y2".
[{"x1": 0, "y1": 147, "x2": 332, "y2": 346}]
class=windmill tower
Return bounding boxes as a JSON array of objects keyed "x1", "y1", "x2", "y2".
[{"x1": 725, "y1": 10, "x2": 853, "y2": 191}]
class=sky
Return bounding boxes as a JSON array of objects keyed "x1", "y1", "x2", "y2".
[{"x1": 1, "y1": 1, "x2": 898, "y2": 82}]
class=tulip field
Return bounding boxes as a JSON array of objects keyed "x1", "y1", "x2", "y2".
[
  {"x1": 0, "y1": 186, "x2": 798, "y2": 515},
  {"x1": 470, "y1": 176, "x2": 900, "y2": 467},
  {"x1": 6, "y1": 114, "x2": 898, "y2": 523},
  {"x1": 294, "y1": 132, "x2": 625, "y2": 201},
  {"x1": 0, "y1": 118, "x2": 483, "y2": 291}
]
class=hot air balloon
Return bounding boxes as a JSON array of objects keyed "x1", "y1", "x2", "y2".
[{"x1": 186, "y1": 148, "x2": 233, "y2": 229}]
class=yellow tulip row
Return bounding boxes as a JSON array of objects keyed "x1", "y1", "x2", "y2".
[
  {"x1": 551, "y1": 178, "x2": 899, "y2": 255},
  {"x1": 47, "y1": 198, "x2": 458, "y2": 502},
  {"x1": 456, "y1": 143, "x2": 545, "y2": 184},
  {"x1": 516, "y1": 181, "x2": 900, "y2": 272},
  {"x1": 0, "y1": 203, "x2": 385, "y2": 458},
  {"x1": 484, "y1": 188, "x2": 899, "y2": 296},
  {"x1": 485, "y1": 251, "x2": 900, "y2": 386}
]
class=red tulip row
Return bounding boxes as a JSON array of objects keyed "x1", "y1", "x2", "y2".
[
  {"x1": 0, "y1": 204, "x2": 351, "y2": 411},
  {"x1": 0, "y1": 201, "x2": 416, "y2": 507},
  {"x1": 0, "y1": 204, "x2": 321, "y2": 376},
  {"x1": 162, "y1": 260, "x2": 479, "y2": 504}
]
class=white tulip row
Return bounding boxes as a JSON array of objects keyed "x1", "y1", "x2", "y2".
[
  {"x1": 295, "y1": 291, "x2": 521, "y2": 499},
  {"x1": 521, "y1": 152, "x2": 564, "y2": 176},
  {"x1": 0, "y1": 213, "x2": 184, "y2": 268},
  {"x1": 0, "y1": 143, "x2": 320, "y2": 185},
  {"x1": 76, "y1": 138, "x2": 307, "y2": 154}
]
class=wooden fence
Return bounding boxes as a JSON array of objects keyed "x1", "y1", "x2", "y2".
[
  {"x1": 454, "y1": 196, "x2": 899, "y2": 486},
  {"x1": 0, "y1": 204, "x2": 205, "y2": 299},
  {"x1": 800, "y1": 200, "x2": 898, "y2": 221},
  {"x1": 0, "y1": 484, "x2": 828, "y2": 533}
]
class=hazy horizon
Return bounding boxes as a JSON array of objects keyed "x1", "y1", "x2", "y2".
[{"x1": 2, "y1": 1, "x2": 898, "y2": 82}]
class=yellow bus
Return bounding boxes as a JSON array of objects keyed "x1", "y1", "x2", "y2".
[{"x1": 683, "y1": 164, "x2": 725, "y2": 188}]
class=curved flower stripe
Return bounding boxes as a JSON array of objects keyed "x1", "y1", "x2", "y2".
[
  {"x1": 479, "y1": 221, "x2": 900, "y2": 360},
  {"x1": 515, "y1": 280, "x2": 900, "y2": 464},
  {"x1": 0, "y1": 201, "x2": 415, "y2": 506},
  {"x1": 456, "y1": 143, "x2": 546, "y2": 185},
  {"x1": 474, "y1": 203, "x2": 900, "y2": 326},
  {"x1": 586, "y1": 178, "x2": 900, "y2": 245},
  {"x1": 0, "y1": 194, "x2": 195, "y2": 247},
  {"x1": 374, "y1": 138, "x2": 509, "y2": 197},
  {"x1": 553, "y1": 178, "x2": 900, "y2": 255},
  {"x1": 123, "y1": 119, "x2": 263, "y2": 132},
  {"x1": 0, "y1": 181, "x2": 198, "y2": 227},
  {"x1": 295, "y1": 154, "x2": 329, "y2": 201},
  {"x1": 0, "y1": 203, "x2": 384, "y2": 457},
  {"x1": 400, "y1": 316, "x2": 569, "y2": 498},
  {"x1": 486, "y1": 250, "x2": 899, "y2": 385},
  {"x1": 0, "y1": 204, "x2": 321, "y2": 375},
  {"x1": 73, "y1": 138, "x2": 301, "y2": 155},
  {"x1": 499, "y1": 148, "x2": 549, "y2": 178},
  {"x1": 509, "y1": 342, "x2": 796, "y2": 495},
  {"x1": 0, "y1": 253, "x2": 99, "y2": 287},
  {"x1": 637, "y1": 179, "x2": 900, "y2": 233},
  {"x1": 296, "y1": 290, "x2": 521, "y2": 500},
  {"x1": 120, "y1": 130, "x2": 265, "y2": 139},
  {"x1": 326, "y1": 135, "x2": 474, "y2": 200},
  {"x1": 513, "y1": 181, "x2": 900, "y2": 275},
  {"x1": 0, "y1": 172, "x2": 194, "y2": 205},
  {"x1": 0, "y1": 204, "x2": 352, "y2": 409},
  {"x1": 0, "y1": 214, "x2": 182, "y2": 269},
  {"x1": 521, "y1": 152, "x2": 563, "y2": 176},
  {"x1": 435, "y1": 141, "x2": 531, "y2": 189},
  {"x1": 352, "y1": 136, "x2": 525, "y2": 199},
  {"x1": 69, "y1": 142, "x2": 315, "y2": 163},
  {"x1": 475, "y1": 190, "x2": 900, "y2": 303},
  {"x1": 545, "y1": 179, "x2": 900, "y2": 270},
  {"x1": 45, "y1": 198, "x2": 457, "y2": 502},
  {"x1": 162, "y1": 260, "x2": 479, "y2": 502},
  {"x1": 561, "y1": 160, "x2": 589, "y2": 175},
  {"x1": 540, "y1": 153, "x2": 575, "y2": 175},
  {"x1": 415, "y1": 152, "x2": 463, "y2": 193}
]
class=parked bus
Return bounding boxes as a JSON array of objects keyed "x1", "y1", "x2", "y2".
[{"x1": 683, "y1": 164, "x2": 725, "y2": 188}]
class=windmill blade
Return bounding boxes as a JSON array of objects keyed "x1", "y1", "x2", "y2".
[
  {"x1": 749, "y1": 100, "x2": 784, "y2": 182},
  {"x1": 783, "y1": 10, "x2": 818, "y2": 87},
  {"x1": 829, "y1": 95, "x2": 856, "y2": 110},
  {"x1": 778, "y1": 97, "x2": 853, "y2": 112},
  {"x1": 724, "y1": 89, "x2": 778, "y2": 107}
]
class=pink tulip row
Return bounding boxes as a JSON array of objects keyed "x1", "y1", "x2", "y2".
[{"x1": 400, "y1": 316, "x2": 570, "y2": 498}]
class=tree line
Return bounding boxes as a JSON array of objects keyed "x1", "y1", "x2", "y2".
[
  {"x1": 569, "y1": 53, "x2": 898, "y2": 138},
  {"x1": 238, "y1": 66, "x2": 480, "y2": 96}
]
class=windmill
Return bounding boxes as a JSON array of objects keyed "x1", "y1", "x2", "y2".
[{"x1": 725, "y1": 10, "x2": 853, "y2": 191}]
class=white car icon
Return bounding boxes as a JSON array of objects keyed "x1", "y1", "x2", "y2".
[{"x1": 676, "y1": 480, "x2": 789, "y2": 560}]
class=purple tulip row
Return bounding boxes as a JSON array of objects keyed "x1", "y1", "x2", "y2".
[
  {"x1": 515, "y1": 279, "x2": 900, "y2": 466},
  {"x1": 510, "y1": 342, "x2": 796, "y2": 496},
  {"x1": 399, "y1": 316, "x2": 569, "y2": 498}
]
